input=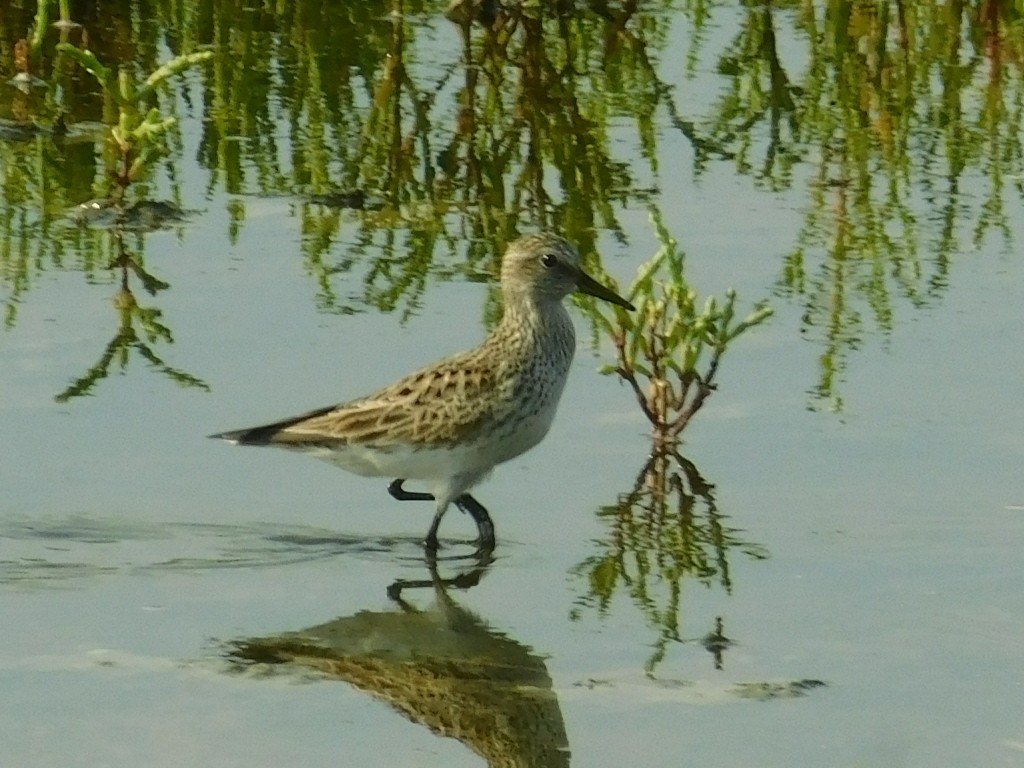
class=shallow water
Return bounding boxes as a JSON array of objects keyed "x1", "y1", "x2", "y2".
[{"x1": 2, "y1": 3, "x2": 1024, "y2": 767}]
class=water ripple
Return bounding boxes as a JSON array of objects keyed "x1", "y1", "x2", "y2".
[{"x1": 0, "y1": 515, "x2": 426, "y2": 589}]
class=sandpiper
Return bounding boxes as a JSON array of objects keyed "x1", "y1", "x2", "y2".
[{"x1": 210, "y1": 233, "x2": 634, "y2": 553}]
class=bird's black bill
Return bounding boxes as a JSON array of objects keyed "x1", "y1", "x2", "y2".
[{"x1": 575, "y1": 269, "x2": 635, "y2": 310}]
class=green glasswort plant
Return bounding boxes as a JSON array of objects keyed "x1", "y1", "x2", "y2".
[
  {"x1": 55, "y1": 44, "x2": 212, "y2": 197},
  {"x1": 594, "y1": 212, "x2": 774, "y2": 446}
]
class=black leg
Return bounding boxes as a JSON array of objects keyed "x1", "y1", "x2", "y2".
[
  {"x1": 425, "y1": 510, "x2": 444, "y2": 552},
  {"x1": 388, "y1": 479, "x2": 445, "y2": 551},
  {"x1": 455, "y1": 494, "x2": 495, "y2": 553},
  {"x1": 388, "y1": 478, "x2": 434, "y2": 502},
  {"x1": 388, "y1": 481, "x2": 495, "y2": 554}
]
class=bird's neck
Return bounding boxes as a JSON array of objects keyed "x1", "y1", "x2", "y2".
[{"x1": 494, "y1": 292, "x2": 576, "y2": 359}]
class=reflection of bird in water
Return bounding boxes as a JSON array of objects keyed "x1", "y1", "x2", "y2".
[
  {"x1": 210, "y1": 233, "x2": 633, "y2": 554},
  {"x1": 227, "y1": 560, "x2": 570, "y2": 768}
]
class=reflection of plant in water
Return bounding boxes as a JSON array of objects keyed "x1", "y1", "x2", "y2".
[
  {"x1": 55, "y1": 226, "x2": 208, "y2": 402},
  {"x1": 0, "y1": 19, "x2": 211, "y2": 400},
  {"x1": 184, "y1": 1, "x2": 676, "y2": 318},
  {"x1": 571, "y1": 448, "x2": 767, "y2": 675},
  {"x1": 5, "y1": 2, "x2": 1023, "y2": 407},
  {"x1": 1, "y1": 17, "x2": 208, "y2": 331},
  {"x1": 0, "y1": 130, "x2": 105, "y2": 328},
  {"x1": 697, "y1": 2, "x2": 1024, "y2": 410}
]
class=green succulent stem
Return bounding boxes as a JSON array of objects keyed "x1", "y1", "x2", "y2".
[
  {"x1": 601, "y1": 213, "x2": 774, "y2": 442},
  {"x1": 56, "y1": 44, "x2": 212, "y2": 192}
]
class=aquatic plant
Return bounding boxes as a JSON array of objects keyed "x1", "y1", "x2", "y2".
[
  {"x1": 55, "y1": 43, "x2": 212, "y2": 197},
  {"x1": 594, "y1": 211, "x2": 774, "y2": 445}
]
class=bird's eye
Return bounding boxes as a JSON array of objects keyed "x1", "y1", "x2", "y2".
[{"x1": 540, "y1": 253, "x2": 557, "y2": 268}]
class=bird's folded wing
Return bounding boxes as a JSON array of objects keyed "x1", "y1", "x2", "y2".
[{"x1": 258, "y1": 354, "x2": 503, "y2": 447}]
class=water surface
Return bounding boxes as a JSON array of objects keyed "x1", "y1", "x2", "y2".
[{"x1": 2, "y1": 3, "x2": 1023, "y2": 767}]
